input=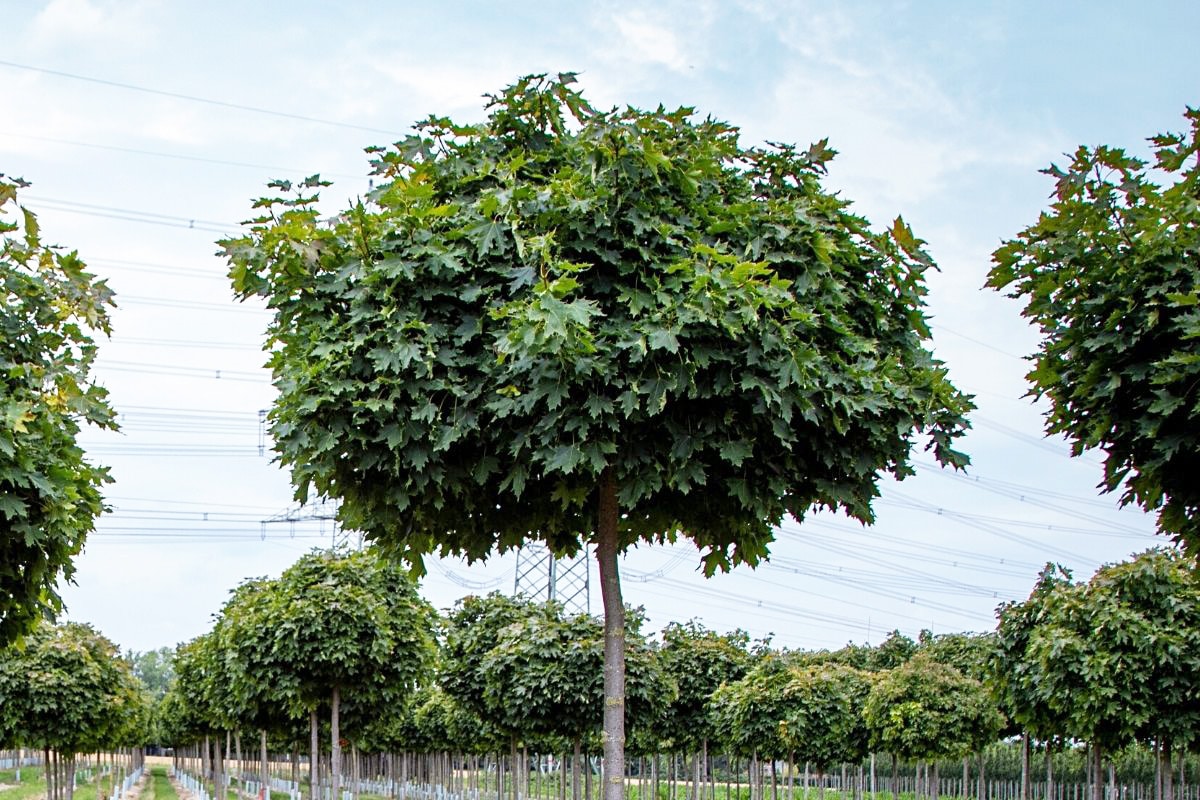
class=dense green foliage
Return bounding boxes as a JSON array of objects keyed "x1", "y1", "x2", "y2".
[
  {"x1": 988, "y1": 108, "x2": 1200, "y2": 549},
  {"x1": 218, "y1": 549, "x2": 437, "y2": 733},
  {"x1": 780, "y1": 663, "x2": 873, "y2": 772},
  {"x1": 657, "y1": 621, "x2": 751, "y2": 753},
  {"x1": 863, "y1": 654, "x2": 1002, "y2": 762},
  {"x1": 0, "y1": 176, "x2": 116, "y2": 644},
  {"x1": 993, "y1": 549, "x2": 1200, "y2": 752},
  {"x1": 223, "y1": 73, "x2": 971, "y2": 571},
  {"x1": 127, "y1": 647, "x2": 176, "y2": 701},
  {"x1": 0, "y1": 622, "x2": 148, "y2": 754}
]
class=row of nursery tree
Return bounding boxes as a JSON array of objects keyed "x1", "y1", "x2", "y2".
[
  {"x1": 2, "y1": 545, "x2": 1197, "y2": 800},
  {"x1": 133, "y1": 545, "x2": 1200, "y2": 800}
]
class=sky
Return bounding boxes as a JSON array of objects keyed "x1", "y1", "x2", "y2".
[{"x1": 2, "y1": 0, "x2": 1197, "y2": 655}]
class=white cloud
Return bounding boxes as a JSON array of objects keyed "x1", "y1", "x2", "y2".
[
  {"x1": 609, "y1": 8, "x2": 697, "y2": 73},
  {"x1": 27, "y1": 0, "x2": 154, "y2": 50}
]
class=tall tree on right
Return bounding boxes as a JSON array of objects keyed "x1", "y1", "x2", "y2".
[{"x1": 988, "y1": 108, "x2": 1200, "y2": 549}]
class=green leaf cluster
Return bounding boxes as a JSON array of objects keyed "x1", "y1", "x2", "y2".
[
  {"x1": 160, "y1": 548, "x2": 438, "y2": 746},
  {"x1": 988, "y1": 107, "x2": 1200, "y2": 549},
  {"x1": 0, "y1": 176, "x2": 116, "y2": 645},
  {"x1": 863, "y1": 653, "x2": 1002, "y2": 762},
  {"x1": 441, "y1": 593, "x2": 670, "y2": 750},
  {"x1": 656, "y1": 620, "x2": 751, "y2": 753},
  {"x1": 222, "y1": 73, "x2": 972, "y2": 575},
  {"x1": 991, "y1": 548, "x2": 1200, "y2": 751},
  {"x1": 0, "y1": 622, "x2": 150, "y2": 754}
]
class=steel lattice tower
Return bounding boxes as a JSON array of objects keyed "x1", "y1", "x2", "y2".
[{"x1": 513, "y1": 542, "x2": 591, "y2": 615}]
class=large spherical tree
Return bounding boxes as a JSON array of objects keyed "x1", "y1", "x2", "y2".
[{"x1": 224, "y1": 74, "x2": 973, "y2": 798}]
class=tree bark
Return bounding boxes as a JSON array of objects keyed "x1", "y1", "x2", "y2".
[
  {"x1": 573, "y1": 739, "x2": 582, "y2": 800},
  {"x1": 1046, "y1": 745, "x2": 1054, "y2": 800},
  {"x1": 1090, "y1": 744, "x2": 1103, "y2": 800},
  {"x1": 1020, "y1": 734, "x2": 1030, "y2": 800},
  {"x1": 261, "y1": 729, "x2": 270, "y2": 800},
  {"x1": 310, "y1": 709, "x2": 320, "y2": 800},
  {"x1": 1162, "y1": 739, "x2": 1174, "y2": 800},
  {"x1": 596, "y1": 467, "x2": 625, "y2": 800},
  {"x1": 332, "y1": 686, "x2": 342, "y2": 800}
]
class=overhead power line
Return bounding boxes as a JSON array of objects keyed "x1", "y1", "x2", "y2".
[
  {"x1": 0, "y1": 59, "x2": 404, "y2": 137},
  {"x1": 0, "y1": 130, "x2": 365, "y2": 181},
  {"x1": 25, "y1": 195, "x2": 233, "y2": 234}
]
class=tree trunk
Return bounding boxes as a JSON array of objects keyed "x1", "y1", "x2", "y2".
[
  {"x1": 510, "y1": 737, "x2": 519, "y2": 800},
  {"x1": 310, "y1": 709, "x2": 320, "y2": 800},
  {"x1": 932, "y1": 762, "x2": 939, "y2": 800},
  {"x1": 1162, "y1": 739, "x2": 1174, "y2": 800},
  {"x1": 1090, "y1": 744, "x2": 1103, "y2": 800},
  {"x1": 891, "y1": 755, "x2": 898, "y2": 800},
  {"x1": 596, "y1": 467, "x2": 625, "y2": 800},
  {"x1": 573, "y1": 740, "x2": 582, "y2": 800},
  {"x1": 332, "y1": 686, "x2": 342, "y2": 800},
  {"x1": 261, "y1": 729, "x2": 270, "y2": 800},
  {"x1": 66, "y1": 756, "x2": 76, "y2": 800},
  {"x1": 1046, "y1": 745, "x2": 1054, "y2": 800},
  {"x1": 1020, "y1": 734, "x2": 1030, "y2": 800},
  {"x1": 977, "y1": 753, "x2": 985, "y2": 800}
]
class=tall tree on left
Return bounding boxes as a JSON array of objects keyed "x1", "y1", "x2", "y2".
[{"x1": 0, "y1": 175, "x2": 116, "y2": 645}]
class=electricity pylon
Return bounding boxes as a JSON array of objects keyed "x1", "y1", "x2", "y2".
[{"x1": 513, "y1": 542, "x2": 591, "y2": 614}]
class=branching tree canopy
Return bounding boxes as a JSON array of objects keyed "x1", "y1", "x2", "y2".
[
  {"x1": 223, "y1": 74, "x2": 972, "y2": 798},
  {"x1": 0, "y1": 176, "x2": 116, "y2": 645},
  {"x1": 657, "y1": 620, "x2": 751, "y2": 754},
  {"x1": 223, "y1": 549, "x2": 437, "y2": 800},
  {"x1": 780, "y1": 663, "x2": 873, "y2": 777},
  {"x1": 863, "y1": 654, "x2": 1002, "y2": 765},
  {"x1": 993, "y1": 548, "x2": 1200, "y2": 800},
  {"x1": 0, "y1": 621, "x2": 148, "y2": 799},
  {"x1": 988, "y1": 108, "x2": 1200, "y2": 550}
]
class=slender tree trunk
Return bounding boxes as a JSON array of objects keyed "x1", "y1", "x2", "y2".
[
  {"x1": 1020, "y1": 735, "x2": 1030, "y2": 800},
  {"x1": 573, "y1": 740, "x2": 582, "y2": 800},
  {"x1": 596, "y1": 467, "x2": 625, "y2": 800},
  {"x1": 260, "y1": 729, "x2": 269, "y2": 800},
  {"x1": 932, "y1": 762, "x2": 939, "y2": 800},
  {"x1": 332, "y1": 686, "x2": 342, "y2": 800},
  {"x1": 977, "y1": 753, "x2": 985, "y2": 800},
  {"x1": 1046, "y1": 746, "x2": 1054, "y2": 800},
  {"x1": 311, "y1": 709, "x2": 320, "y2": 800},
  {"x1": 1162, "y1": 740, "x2": 1174, "y2": 800},
  {"x1": 511, "y1": 737, "x2": 519, "y2": 800},
  {"x1": 1090, "y1": 744, "x2": 1103, "y2": 800},
  {"x1": 890, "y1": 755, "x2": 897, "y2": 800}
]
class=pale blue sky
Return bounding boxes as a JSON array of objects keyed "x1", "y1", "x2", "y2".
[{"x1": 2, "y1": 0, "x2": 1196, "y2": 652}]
